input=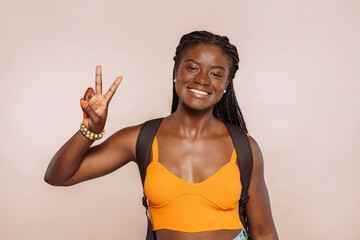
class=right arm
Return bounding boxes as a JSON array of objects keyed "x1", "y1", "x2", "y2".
[
  {"x1": 44, "y1": 124, "x2": 141, "y2": 186},
  {"x1": 44, "y1": 65, "x2": 140, "y2": 186}
]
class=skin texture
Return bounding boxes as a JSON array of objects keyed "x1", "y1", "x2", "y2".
[{"x1": 44, "y1": 45, "x2": 278, "y2": 240}]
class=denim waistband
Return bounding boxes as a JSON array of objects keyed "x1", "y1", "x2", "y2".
[{"x1": 232, "y1": 229, "x2": 248, "y2": 240}]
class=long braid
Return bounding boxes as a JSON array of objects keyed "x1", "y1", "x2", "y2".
[{"x1": 171, "y1": 30, "x2": 248, "y2": 133}]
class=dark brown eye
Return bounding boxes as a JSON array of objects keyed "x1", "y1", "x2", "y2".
[
  {"x1": 186, "y1": 66, "x2": 198, "y2": 72},
  {"x1": 212, "y1": 72, "x2": 222, "y2": 78}
]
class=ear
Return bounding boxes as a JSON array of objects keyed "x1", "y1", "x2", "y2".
[
  {"x1": 225, "y1": 78, "x2": 231, "y2": 89},
  {"x1": 174, "y1": 68, "x2": 178, "y2": 79}
]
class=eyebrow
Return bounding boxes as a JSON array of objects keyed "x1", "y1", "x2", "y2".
[{"x1": 184, "y1": 59, "x2": 226, "y2": 71}]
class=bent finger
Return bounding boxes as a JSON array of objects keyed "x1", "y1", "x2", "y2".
[
  {"x1": 80, "y1": 98, "x2": 100, "y2": 122},
  {"x1": 104, "y1": 76, "x2": 123, "y2": 102},
  {"x1": 84, "y1": 87, "x2": 95, "y2": 102}
]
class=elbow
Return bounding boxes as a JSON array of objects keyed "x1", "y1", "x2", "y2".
[
  {"x1": 44, "y1": 174, "x2": 57, "y2": 186},
  {"x1": 44, "y1": 174, "x2": 66, "y2": 186}
]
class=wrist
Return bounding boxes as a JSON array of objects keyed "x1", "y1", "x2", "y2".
[{"x1": 79, "y1": 123, "x2": 105, "y2": 141}]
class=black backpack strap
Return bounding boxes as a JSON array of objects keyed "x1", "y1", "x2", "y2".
[
  {"x1": 224, "y1": 122, "x2": 253, "y2": 204},
  {"x1": 136, "y1": 118, "x2": 164, "y2": 185},
  {"x1": 224, "y1": 122, "x2": 253, "y2": 236},
  {"x1": 135, "y1": 118, "x2": 163, "y2": 240}
]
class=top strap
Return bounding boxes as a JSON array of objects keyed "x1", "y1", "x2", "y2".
[
  {"x1": 152, "y1": 136, "x2": 159, "y2": 163},
  {"x1": 230, "y1": 149, "x2": 237, "y2": 164}
]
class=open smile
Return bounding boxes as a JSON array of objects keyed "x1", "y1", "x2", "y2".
[{"x1": 188, "y1": 88, "x2": 210, "y2": 96}]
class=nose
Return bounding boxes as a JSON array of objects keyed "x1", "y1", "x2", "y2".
[{"x1": 194, "y1": 71, "x2": 210, "y2": 86}]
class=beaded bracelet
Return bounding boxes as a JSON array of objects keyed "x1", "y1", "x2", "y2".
[{"x1": 80, "y1": 122, "x2": 105, "y2": 141}]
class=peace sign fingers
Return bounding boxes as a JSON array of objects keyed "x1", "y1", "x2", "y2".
[
  {"x1": 95, "y1": 65, "x2": 102, "y2": 95},
  {"x1": 104, "y1": 76, "x2": 123, "y2": 103}
]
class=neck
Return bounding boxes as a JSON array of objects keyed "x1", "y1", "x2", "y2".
[{"x1": 169, "y1": 103, "x2": 218, "y2": 139}]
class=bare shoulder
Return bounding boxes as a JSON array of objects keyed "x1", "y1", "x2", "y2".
[
  {"x1": 247, "y1": 135, "x2": 264, "y2": 170},
  {"x1": 111, "y1": 123, "x2": 143, "y2": 140},
  {"x1": 248, "y1": 135, "x2": 261, "y2": 155},
  {"x1": 102, "y1": 122, "x2": 144, "y2": 163}
]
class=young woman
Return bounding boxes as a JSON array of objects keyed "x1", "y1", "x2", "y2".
[{"x1": 45, "y1": 31, "x2": 278, "y2": 240}]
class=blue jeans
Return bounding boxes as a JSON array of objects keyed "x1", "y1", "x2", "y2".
[{"x1": 232, "y1": 229, "x2": 248, "y2": 240}]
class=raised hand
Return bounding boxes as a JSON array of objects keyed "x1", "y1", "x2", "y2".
[{"x1": 80, "y1": 65, "x2": 123, "y2": 134}]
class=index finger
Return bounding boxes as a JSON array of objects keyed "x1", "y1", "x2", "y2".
[
  {"x1": 95, "y1": 65, "x2": 102, "y2": 95},
  {"x1": 104, "y1": 76, "x2": 123, "y2": 102}
]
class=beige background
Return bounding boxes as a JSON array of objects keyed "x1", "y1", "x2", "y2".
[{"x1": 1, "y1": 0, "x2": 359, "y2": 239}]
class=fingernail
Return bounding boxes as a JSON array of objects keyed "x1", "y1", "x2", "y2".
[
  {"x1": 115, "y1": 76, "x2": 123, "y2": 84},
  {"x1": 84, "y1": 111, "x2": 88, "y2": 118},
  {"x1": 80, "y1": 99, "x2": 88, "y2": 107}
]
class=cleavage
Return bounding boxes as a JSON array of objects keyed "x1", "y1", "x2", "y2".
[{"x1": 153, "y1": 136, "x2": 232, "y2": 184}]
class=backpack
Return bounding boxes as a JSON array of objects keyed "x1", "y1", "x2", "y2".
[{"x1": 136, "y1": 118, "x2": 253, "y2": 240}]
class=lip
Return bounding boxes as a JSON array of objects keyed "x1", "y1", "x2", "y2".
[
  {"x1": 187, "y1": 87, "x2": 211, "y2": 94},
  {"x1": 187, "y1": 87, "x2": 211, "y2": 97}
]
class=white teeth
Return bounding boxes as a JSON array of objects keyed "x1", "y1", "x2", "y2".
[{"x1": 189, "y1": 88, "x2": 208, "y2": 95}]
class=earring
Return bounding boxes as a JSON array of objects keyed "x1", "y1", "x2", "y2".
[
  {"x1": 173, "y1": 79, "x2": 176, "y2": 83},
  {"x1": 224, "y1": 89, "x2": 226, "y2": 93}
]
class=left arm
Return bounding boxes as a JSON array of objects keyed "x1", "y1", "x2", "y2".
[{"x1": 245, "y1": 136, "x2": 278, "y2": 240}]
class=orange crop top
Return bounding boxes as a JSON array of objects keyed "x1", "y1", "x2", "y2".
[{"x1": 144, "y1": 137, "x2": 243, "y2": 232}]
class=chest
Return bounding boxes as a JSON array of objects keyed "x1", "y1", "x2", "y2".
[
  {"x1": 150, "y1": 134, "x2": 236, "y2": 184},
  {"x1": 144, "y1": 135, "x2": 241, "y2": 210}
]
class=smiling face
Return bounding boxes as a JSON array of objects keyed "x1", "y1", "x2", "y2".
[{"x1": 174, "y1": 44, "x2": 231, "y2": 111}]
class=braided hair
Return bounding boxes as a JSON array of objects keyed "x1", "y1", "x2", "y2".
[{"x1": 171, "y1": 30, "x2": 248, "y2": 133}]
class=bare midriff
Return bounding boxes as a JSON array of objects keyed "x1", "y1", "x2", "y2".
[{"x1": 155, "y1": 229, "x2": 242, "y2": 240}]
